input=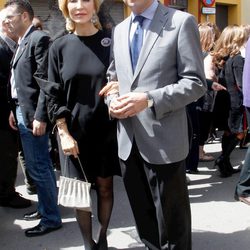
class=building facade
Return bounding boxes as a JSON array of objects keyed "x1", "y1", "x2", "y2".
[{"x1": 0, "y1": 0, "x2": 249, "y2": 36}]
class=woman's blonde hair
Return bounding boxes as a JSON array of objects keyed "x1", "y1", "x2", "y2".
[
  {"x1": 58, "y1": 0, "x2": 102, "y2": 32},
  {"x1": 198, "y1": 23, "x2": 216, "y2": 53},
  {"x1": 212, "y1": 25, "x2": 248, "y2": 69}
]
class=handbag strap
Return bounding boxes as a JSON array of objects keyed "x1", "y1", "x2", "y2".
[
  {"x1": 64, "y1": 156, "x2": 89, "y2": 183},
  {"x1": 76, "y1": 156, "x2": 89, "y2": 183}
]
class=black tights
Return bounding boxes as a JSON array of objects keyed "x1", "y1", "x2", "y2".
[{"x1": 76, "y1": 176, "x2": 113, "y2": 250}]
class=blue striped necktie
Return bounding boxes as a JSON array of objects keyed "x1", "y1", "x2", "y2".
[{"x1": 130, "y1": 15, "x2": 145, "y2": 72}]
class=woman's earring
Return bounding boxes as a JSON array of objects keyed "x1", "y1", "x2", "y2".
[
  {"x1": 66, "y1": 17, "x2": 73, "y2": 26},
  {"x1": 66, "y1": 17, "x2": 74, "y2": 32},
  {"x1": 91, "y1": 13, "x2": 98, "y2": 24}
]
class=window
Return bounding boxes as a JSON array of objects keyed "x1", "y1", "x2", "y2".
[{"x1": 168, "y1": 0, "x2": 188, "y2": 10}]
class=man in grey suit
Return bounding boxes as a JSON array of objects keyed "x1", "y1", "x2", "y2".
[{"x1": 106, "y1": 0, "x2": 206, "y2": 249}]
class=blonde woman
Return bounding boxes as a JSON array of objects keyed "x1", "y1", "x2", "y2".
[
  {"x1": 39, "y1": 0, "x2": 120, "y2": 249},
  {"x1": 212, "y1": 25, "x2": 248, "y2": 177},
  {"x1": 197, "y1": 23, "x2": 225, "y2": 162}
]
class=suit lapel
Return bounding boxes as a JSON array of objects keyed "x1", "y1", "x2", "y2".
[
  {"x1": 119, "y1": 17, "x2": 134, "y2": 81},
  {"x1": 13, "y1": 40, "x2": 27, "y2": 65},
  {"x1": 13, "y1": 26, "x2": 35, "y2": 67},
  {"x1": 132, "y1": 5, "x2": 169, "y2": 82}
]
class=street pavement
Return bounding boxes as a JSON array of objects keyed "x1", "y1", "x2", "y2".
[{"x1": 1, "y1": 139, "x2": 250, "y2": 250}]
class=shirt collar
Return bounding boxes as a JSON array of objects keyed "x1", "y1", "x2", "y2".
[
  {"x1": 18, "y1": 24, "x2": 34, "y2": 45},
  {"x1": 131, "y1": 0, "x2": 159, "y2": 22}
]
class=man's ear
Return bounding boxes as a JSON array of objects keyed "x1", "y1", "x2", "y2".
[{"x1": 22, "y1": 11, "x2": 30, "y2": 23}]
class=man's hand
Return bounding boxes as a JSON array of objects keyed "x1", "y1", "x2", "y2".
[
  {"x1": 32, "y1": 120, "x2": 47, "y2": 136},
  {"x1": 109, "y1": 92, "x2": 148, "y2": 119},
  {"x1": 9, "y1": 111, "x2": 18, "y2": 131}
]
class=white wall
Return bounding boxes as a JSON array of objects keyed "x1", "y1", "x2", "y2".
[{"x1": 241, "y1": 0, "x2": 250, "y2": 24}]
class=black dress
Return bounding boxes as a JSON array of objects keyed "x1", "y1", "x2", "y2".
[
  {"x1": 213, "y1": 54, "x2": 244, "y2": 133},
  {"x1": 46, "y1": 31, "x2": 120, "y2": 182},
  {"x1": 212, "y1": 57, "x2": 231, "y2": 131}
]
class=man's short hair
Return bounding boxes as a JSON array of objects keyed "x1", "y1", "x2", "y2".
[{"x1": 4, "y1": 0, "x2": 34, "y2": 20}]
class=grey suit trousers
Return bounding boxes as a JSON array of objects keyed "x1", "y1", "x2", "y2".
[{"x1": 120, "y1": 142, "x2": 191, "y2": 250}]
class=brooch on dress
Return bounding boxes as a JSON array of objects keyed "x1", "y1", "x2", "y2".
[{"x1": 101, "y1": 37, "x2": 111, "y2": 47}]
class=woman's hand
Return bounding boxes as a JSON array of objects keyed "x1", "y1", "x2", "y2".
[
  {"x1": 211, "y1": 82, "x2": 227, "y2": 91},
  {"x1": 99, "y1": 81, "x2": 119, "y2": 96},
  {"x1": 56, "y1": 118, "x2": 79, "y2": 158},
  {"x1": 59, "y1": 132, "x2": 79, "y2": 158}
]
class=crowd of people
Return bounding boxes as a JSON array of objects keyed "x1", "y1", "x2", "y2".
[
  {"x1": 186, "y1": 21, "x2": 250, "y2": 200},
  {"x1": 186, "y1": 22, "x2": 250, "y2": 174},
  {"x1": 0, "y1": 0, "x2": 250, "y2": 250}
]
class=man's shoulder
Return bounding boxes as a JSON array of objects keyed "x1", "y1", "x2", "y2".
[
  {"x1": 0, "y1": 37, "x2": 11, "y2": 55},
  {"x1": 166, "y1": 6, "x2": 194, "y2": 21},
  {"x1": 0, "y1": 36, "x2": 4, "y2": 44},
  {"x1": 0, "y1": 36, "x2": 8, "y2": 47},
  {"x1": 29, "y1": 29, "x2": 50, "y2": 43}
]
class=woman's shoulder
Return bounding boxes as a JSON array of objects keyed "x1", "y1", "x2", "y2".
[
  {"x1": 52, "y1": 33, "x2": 76, "y2": 45},
  {"x1": 232, "y1": 53, "x2": 244, "y2": 63},
  {"x1": 50, "y1": 33, "x2": 81, "y2": 52},
  {"x1": 225, "y1": 53, "x2": 244, "y2": 69}
]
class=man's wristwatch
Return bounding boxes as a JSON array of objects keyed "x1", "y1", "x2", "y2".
[{"x1": 146, "y1": 92, "x2": 154, "y2": 108}]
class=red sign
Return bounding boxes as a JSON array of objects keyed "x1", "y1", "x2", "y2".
[{"x1": 202, "y1": 0, "x2": 215, "y2": 7}]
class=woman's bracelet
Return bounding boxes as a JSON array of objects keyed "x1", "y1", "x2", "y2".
[
  {"x1": 56, "y1": 120, "x2": 66, "y2": 127},
  {"x1": 52, "y1": 120, "x2": 67, "y2": 134}
]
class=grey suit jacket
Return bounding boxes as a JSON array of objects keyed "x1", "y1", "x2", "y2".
[{"x1": 107, "y1": 4, "x2": 206, "y2": 164}]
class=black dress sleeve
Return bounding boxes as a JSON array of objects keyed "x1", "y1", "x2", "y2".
[
  {"x1": 36, "y1": 40, "x2": 71, "y2": 123},
  {"x1": 233, "y1": 55, "x2": 244, "y2": 92},
  {"x1": 47, "y1": 41, "x2": 72, "y2": 123}
]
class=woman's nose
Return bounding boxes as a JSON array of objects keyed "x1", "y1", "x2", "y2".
[{"x1": 76, "y1": 0, "x2": 84, "y2": 9}]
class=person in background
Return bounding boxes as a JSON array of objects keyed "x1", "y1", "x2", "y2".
[
  {"x1": 185, "y1": 23, "x2": 224, "y2": 176},
  {"x1": 18, "y1": 141, "x2": 37, "y2": 195},
  {"x1": 98, "y1": 0, "x2": 116, "y2": 37},
  {"x1": 5, "y1": 0, "x2": 61, "y2": 237},
  {"x1": 37, "y1": 0, "x2": 120, "y2": 249},
  {"x1": 235, "y1": 37, "x2": 250, "y2": 205},
  {"x1": 0, "y1": 8, "x2": 31, "y2": 209},
  {"x1": 239, "y1": 24, "x2": 250, "y2": 148},
  {"x1": 32, "y1": 16, "x2": 43, "y2": 30},
  {"x1": 212, "y1": 25, "x2": 248, "y2": 177},
  {"x1": 198, "y1": 22, "x2": 225, "y2": 163},
  {"x1": 101, "y1": 0, "x2": 206, "y2": 249}
]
